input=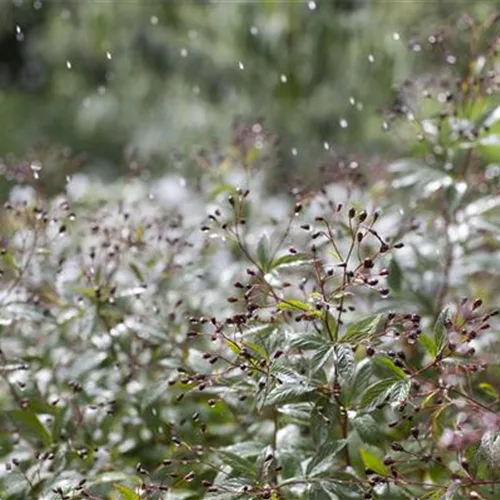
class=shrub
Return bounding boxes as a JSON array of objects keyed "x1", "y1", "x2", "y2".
[{"x1": 1, "y1": 13, "x2": 500, "y2": 500}]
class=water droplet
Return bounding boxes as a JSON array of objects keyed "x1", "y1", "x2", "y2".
[
  {"x1": 368, "y1": 54, "x2": 375, "y2": 63},
  {"x1": 30, "y1": 161, "x2": 42, "y2": 172},
  {"x1": 308, "y1": 1, "x2": 317, "y2": 10},
  {"x1": 150, "y1": 15, "x2": 158, "y2": 25},
  {"x1": 33, "y1": 0, "x2": 42, "y2": 9},
  {"x1": 339, "y1": 119, "x2": 348, "y2": 129},
  {"x1": 250, "y1": 26, "x2": 259, "y2": 36},
  {"x1": 392, "y1": 32, "x2": 400, "y2": 41},
  {"x1": 382, "y1": 121, "x2": 390, "y2": 131},
  {"x1": 238, "y1": 61, "x2": 244, "y2": 70},
  {"x1": 411, "y1": 42, "x2": 422, "y2": 52},
  {"x1": 106, "y1": 51, "x2": 112, "y2": 60},
  {"x1": 180, "y1": 48, "x2": 188, "y2": 57},
  {"x1": 65, "y1": 175, "x2": 72, "y2": 183},
  {"x1": 252, "y1": 123, "x2": 262, "y2": 133},
  {"x1": 15, "y1": 25, "x2": 24, "y2": 42},
  {"x1": 66, "y1": 60, "x2": 72, "y2": 69},
  {"x1": 280, "y1": 74, "x2": 288, "y2": 83},
  {"x1": 349, "y1": 96, "x2": 355, "y2": 106},
  {"x1": 148, "y1": 193, "x2": 155, "y2": 200},
  {"x1": 291, "y1": 148, "x2": 298, "y2": 156},
  {"x1": 446, "y1": 54, "x2": 456, "y2": 65}
]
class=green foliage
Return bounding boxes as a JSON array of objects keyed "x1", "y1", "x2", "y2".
[{"x1": 1, "y1": 9, "x2": 500, "y2": 500}]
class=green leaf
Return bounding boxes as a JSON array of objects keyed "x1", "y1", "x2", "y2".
[
  {"x1": 479, "y1": 382, "x2": 498, "y2": 399},
  {"x1": 264, "y1": 383, "x2": 316, "y2": 406},
  {"x1": 373, "y1": 356, "x2": 406, "y2": 379},
  {"x1": 114, "y1": 484, "x2": 140, "y2": 500},
  {"x1": 271, "y1": 253, "x2": 311, "y2": 270},
  {"x1": 8, "y1": 409, "x2": 52, "y2": 447},
  {"x1": 387, "y1": 257, "x2": 403, "y2": 292},
  {"x1": 311, "y1": 344, "x2": 335, "y2": 373},
  {"x1": 433, "y1": 308, "x2": 451, "y2": 353},
  {"x1": 353, "y1": 414, "x2": 381, "y2": 445},
  {"x1": 342, "y1": 315, "x2": 385, "y2": 342},
  {"x1": 418, "y1": 333, "x2": 438, "y2": 358},
  {"x1": 345, "y1": 359, "x2": 373, "y2": 403},
  {"x1": 277, "y1": 298, "x2": 313, "y2": 313},
  {"x1": 257, "y1": 234, "x2": 271, "y2": 271},
  {"x1": 290, "y1": 331, "x2": 330, "y2": 350},
  {"x1": 307, "y1": 440, "x2": 346, "y2": 476},
  {"x1": 336, "y1": 344, "x2": 355, "y2": 385},
  {"x1": 360, "y1": 448, "x2": 389, "y2": 476},
  {"x1": 216, "y1": 450, "x2": 256, "y2": 478},
  {"x1": 359, "y1": 377, "x2": 400, "y2": 410}
]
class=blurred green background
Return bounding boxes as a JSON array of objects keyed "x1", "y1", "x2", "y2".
[{"x1": 0, "y1": 0, "x2": 495, "y2": 191}]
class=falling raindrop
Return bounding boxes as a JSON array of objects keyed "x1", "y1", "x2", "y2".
[
  {"x1": 15, "y1": 25, "x2": 24, "y2": 42},
  {"x1": 339, "y1": 119, "x2": 348, "y2": 129},
  {"x1": 33, "y1": 0, "x2": 42, "y2": 9},
  {"x1": 323, "y1": 142, "x2": 330, "y2": 150},
  {"x1": 392, "y1": 32, "x2": 400, "y2": 41},
  {"x1": 280, "y1": 74, "x2": 288, "y2": 83},
  {"x1": 291, "y1": 148, "x2": 298, "y2": 156},
  {"x1": 382, "y1": 121, "x2": 390, "y2": 132},
  {"x1": 349, "y1": 96, "x2": 355, "y2": 106},
  {"x1": 250, "y1": 26, "x2": 259, "y2": 36},
  {"x1": 238, "y1": 61, "x2": 244, "y2": 70},
  {"x1": 368, "y1": 54, "x2": 375, "y2": 63},
  {"x1": 446, "y1": 54, "x2": 456, "y2": 65},
  {"x1": 106, "y1": 51, "x2": 112, "y2": 60},
  {"x1": 150, "y1": 16, "x2": 159, "y2": 25},
  {"x1": 66, "y1": 60, "x2": 72, "y2": 69},
  {"x1": 252, "y1": 123, "x2": 262, "y2": 133},
  {"x1": 308, "y1": 1, "x2": 317, "y2": 10},
  {"x1": 180, "y1": 48, "x2": 188, "y2": 57}
]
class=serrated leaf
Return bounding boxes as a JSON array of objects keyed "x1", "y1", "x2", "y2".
[
  {"x1": 341, "y1": 315, "x2": 385, "y2": 342},
  {"x1": 360, "y1": 448, "x2": 389, "y2": 476}
]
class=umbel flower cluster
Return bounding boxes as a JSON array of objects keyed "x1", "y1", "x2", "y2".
[{"x1": 1, "y1": 12, "x2": 500, "y2": 500}]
